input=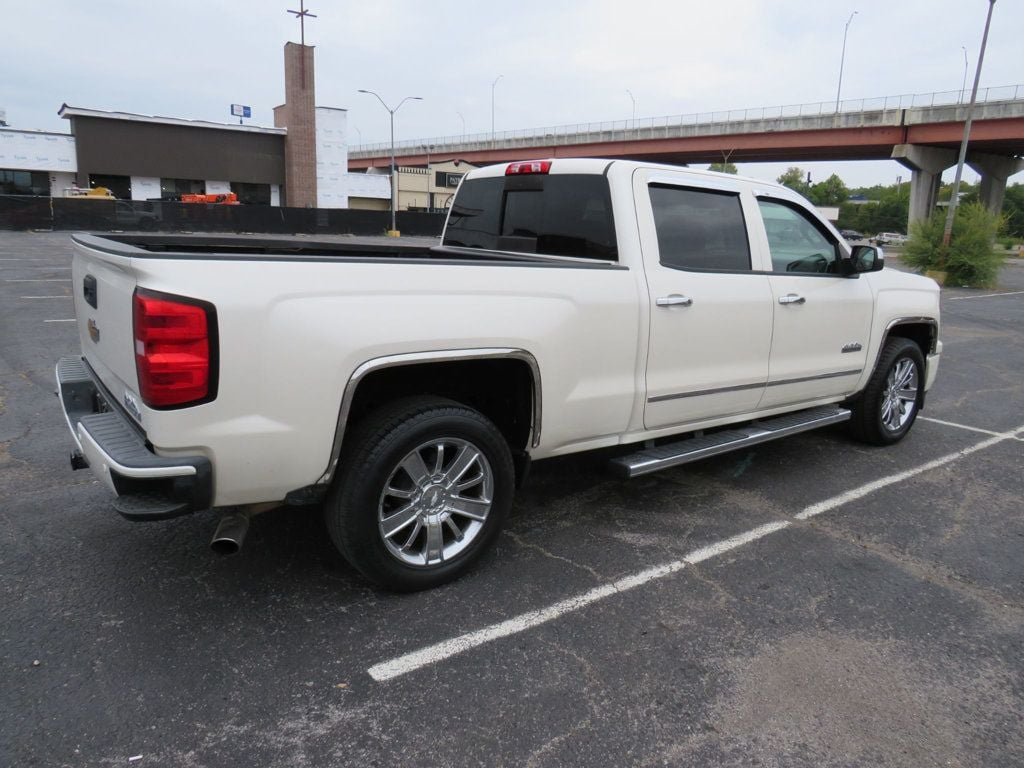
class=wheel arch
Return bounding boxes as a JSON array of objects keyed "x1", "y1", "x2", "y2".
[
  {"x1": 884, "y1": 317, "x2": 938, "y2": 357},
  {"x1": 853, "y1": 316, "x2": 937, "y2": 405},
  {"x1": 317, "y1": 348, "x2": 541, "y2": 485}
]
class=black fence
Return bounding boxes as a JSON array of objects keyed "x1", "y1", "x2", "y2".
[{"x1": 0, "y1": 196, "x2": 446, "y2": 237}]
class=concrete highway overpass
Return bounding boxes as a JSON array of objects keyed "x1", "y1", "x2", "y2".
[{"x1": 350, "y1": 85, "x2": 1024, "y2": 225}]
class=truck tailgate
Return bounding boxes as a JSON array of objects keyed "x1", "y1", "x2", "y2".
[{"x1": 71, "y1": 238, "x2": 140, "y2": 417}]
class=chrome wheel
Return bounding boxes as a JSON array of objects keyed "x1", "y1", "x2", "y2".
[
  {"x1": 378, "y1": 438, "x2": 494, "y2": 567},
  {"x1": 880, "y1": 357, "x2": 918, "y2": 432}
]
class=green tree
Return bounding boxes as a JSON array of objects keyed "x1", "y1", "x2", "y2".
[
  {"x1": 776, "y1": 167, "x2": 810, "y2": 196},
  {"x1": 1001, "y1": 183, "x2": 1024, "y2": 238},
  {"x1": 707, "y1": 162, "x2": 738, "y2": 174},
  {"x1": 809, "y1": 173, "x2": 849, "y2": 206},
  {"x1": 902, "y1": 203, "x2": 1004, "y2": 287}
]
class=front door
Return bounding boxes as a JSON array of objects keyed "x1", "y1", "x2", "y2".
[{"x1": 754, "y1": 197, "x2": 874, "y2": 409}]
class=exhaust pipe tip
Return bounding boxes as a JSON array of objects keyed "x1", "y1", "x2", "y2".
[{"x1": 210, "y1": 513, "x2": 250, "y2": 556}]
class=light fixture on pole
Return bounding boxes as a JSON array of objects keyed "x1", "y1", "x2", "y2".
[
  {"x1": 943, "y1": 0, "x2": 997, "y2": 250},
  {"x1": 357, "y1": 89, "x2": 423, "y2": 235},
  {"x1": 626, "y1": 89, "x2": 637, "y2": 128},
  {"x1": 491, "y1": 75, "x2": 503, "y2": 147},
  {"x1": 835, "y1": 10, "x2": 858, "y2": 113}
]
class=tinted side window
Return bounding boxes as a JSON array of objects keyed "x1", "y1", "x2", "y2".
[
  {"x1": 649, "y1": 185, "x2": 751, "y2": 271},
  {"x1": 758, "y1": 199, "x2": 840, "y2": 274},
  {"x1": 443, "y1": 175, "x2": 617, "y2": 260}
]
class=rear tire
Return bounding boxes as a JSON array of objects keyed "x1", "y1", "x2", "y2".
[
  {"x1": 849, "y1": 338, "x2": 925, "y2": 445},
  {"x1": 325, "y1": 396, "x2": 514, "y2": 591}
]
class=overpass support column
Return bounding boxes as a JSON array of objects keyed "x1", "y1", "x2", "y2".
[
  {"x1": 892, "y1": 144, "x2": 957, "y2": 228},
  {"x1": 967, "y1": 152, "x2": 1024, "y2": 216}
]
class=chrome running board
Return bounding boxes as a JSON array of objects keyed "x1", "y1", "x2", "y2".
[{"x1": 608, "y1": 405, "x2": 851, "y2": 479}]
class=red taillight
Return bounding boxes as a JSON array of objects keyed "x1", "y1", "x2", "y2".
[
  {"x1": 505, "y1": 160, "x2": 552, "y2": 176},
  {"x1": 133, "y1": 289, "x2": 216, "y2": 408}
]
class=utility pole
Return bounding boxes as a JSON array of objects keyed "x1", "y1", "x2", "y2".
[
  {"x1": 943, "y1": 0, "x2": 996, "y2": 250},
  {"x1": 626, "y1": 89, "x2": 636, "y2": 128}
]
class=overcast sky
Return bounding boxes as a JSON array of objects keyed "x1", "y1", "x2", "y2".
[{"x1": 4, "y1": 0, "x2": 1022, "y2": 187}]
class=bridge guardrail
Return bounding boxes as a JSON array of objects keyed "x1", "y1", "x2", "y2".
[{"x1": 350, "y1": 84, "x2": 1024, "y2": 158}]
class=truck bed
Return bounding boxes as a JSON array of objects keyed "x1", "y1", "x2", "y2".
[{"x1": 73, "y1": 233, "x2": 596, "y2": 266}]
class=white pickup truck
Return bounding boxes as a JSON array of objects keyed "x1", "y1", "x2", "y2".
[{"x1": 57, "y1": 158, "x2": 941, "y2": 590}]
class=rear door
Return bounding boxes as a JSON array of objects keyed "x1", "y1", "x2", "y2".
[
  {"x1": 753, "y1": 197, "x2": 874, "y2": 409},
  {"x1": 636, "y1": 169, "x2": 774, "y2": 429}
]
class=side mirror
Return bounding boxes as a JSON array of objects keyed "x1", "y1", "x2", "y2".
[{"x1": 849, "y1": 244, "x2": 884, "y2": 273}]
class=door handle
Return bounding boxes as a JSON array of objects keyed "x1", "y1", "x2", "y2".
[
  {"x1": 778, "y1": 294, "x2": 806, "y2": 305},
  {"x1": 656, "y1": 295, "x2": 693, "y2": 307}
]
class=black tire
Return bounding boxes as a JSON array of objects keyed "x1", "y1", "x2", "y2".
[
  {"x1": 325, "y1": 396, "x2": 514, "y2": 591},
  {"x1": 849, "y1": 338, "x2": 925, "y2": 445}
]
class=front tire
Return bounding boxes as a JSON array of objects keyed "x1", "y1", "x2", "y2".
[
  {"x1": 325, "y1": 397, "x2": 514, "y2": 591},
  {"x1": 849, "y1": 338, "x2": 925, "y2": 445}
]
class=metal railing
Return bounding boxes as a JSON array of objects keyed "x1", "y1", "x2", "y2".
[{"x1": 350, "y1": 84, "x2": 1024, "y2": 158}]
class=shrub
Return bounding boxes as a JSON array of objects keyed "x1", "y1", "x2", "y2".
[{"x1": 902, "y1": 203, "x2": 1004, "y2": 287}]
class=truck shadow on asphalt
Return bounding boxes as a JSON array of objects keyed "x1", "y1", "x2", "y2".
[{"x1": 113, "y1": 423, "x2": 872, "y2": 614}]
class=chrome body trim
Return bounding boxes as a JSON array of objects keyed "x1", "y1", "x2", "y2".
[
  {"x1": 317, "y1": 348, "x2": 542, "y2": 485},
  {"x1": 648, "y1": 368, "x2": 862, "y2": 403},
  {"x1": 884, "y1": 316, "x2": 939, "y2": 354}
]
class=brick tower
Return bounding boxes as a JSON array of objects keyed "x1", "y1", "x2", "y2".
[{"x1": 273, "y1": 42, "x2": 317, "y2": 208}]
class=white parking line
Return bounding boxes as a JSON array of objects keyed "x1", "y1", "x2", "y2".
[
  {"x1": 368, "y1": 520, "x2": 792, "y2": 682},
  {"x1": 20, "y1": 295, "x2": 71, "y2": 300},
  {"x1": 948, "y1": 290, "x2": 1024, "y2": 301},
  {"x1": 43, "y1": 319, "x2": 76, "y2": 323},
  {"x1": 366, "y1": 421, "x2": 1024, "y2": 683},
  {"x1": 919, "y1": 416, "x2": 1004, "y2": 437},
  {"x1": 796, "y1": 425, "x2": 1023, "y2": 520},
  {"x1": 4, "y1": 278, "x2": 72, "y2": 283}
]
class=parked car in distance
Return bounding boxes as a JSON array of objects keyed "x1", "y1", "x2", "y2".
[
  {"x1": 873, "y1": 232, "x2": 909, "y2": 247},
  {"x1": 839, "y1": 229, "x2": 865, "y2": 241}
]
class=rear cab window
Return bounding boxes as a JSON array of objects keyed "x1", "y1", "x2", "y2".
[
  {"x1": 443, "y1": 173, "x2": 618, "y2": 261},
  {"x1": 649, "y1": 184, "x2": 752, "y2": 271}
]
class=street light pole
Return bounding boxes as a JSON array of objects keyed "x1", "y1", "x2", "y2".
[
  {"x1": 421, "y1": 143, "x2": 434, "y2": 212},
  {"x1": 357, "y1": 89, "x2": 422, "y2": 234},
  {"x1": 626, "y1": 89, "x2": 636, "y2": 128},
  {"x1": 491, "y1": 75, "x2": 503, "y2": 147},
  {"x1": 960, "y1": 46, "x2": 969, "y2": 103},
  {"x1": 835, "y1": 10, "x2": 858, "y2": 113},
  {"x1": 943, "y1": 0, "x2": 997, "y2": 250},
  {"x1": 457, "y1": 111, "x2": 466, "y2": 139}
]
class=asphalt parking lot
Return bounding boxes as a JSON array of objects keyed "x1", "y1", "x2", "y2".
[{"x1": 2, "y1": 231, "x2": 1023, "y2": 767}]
